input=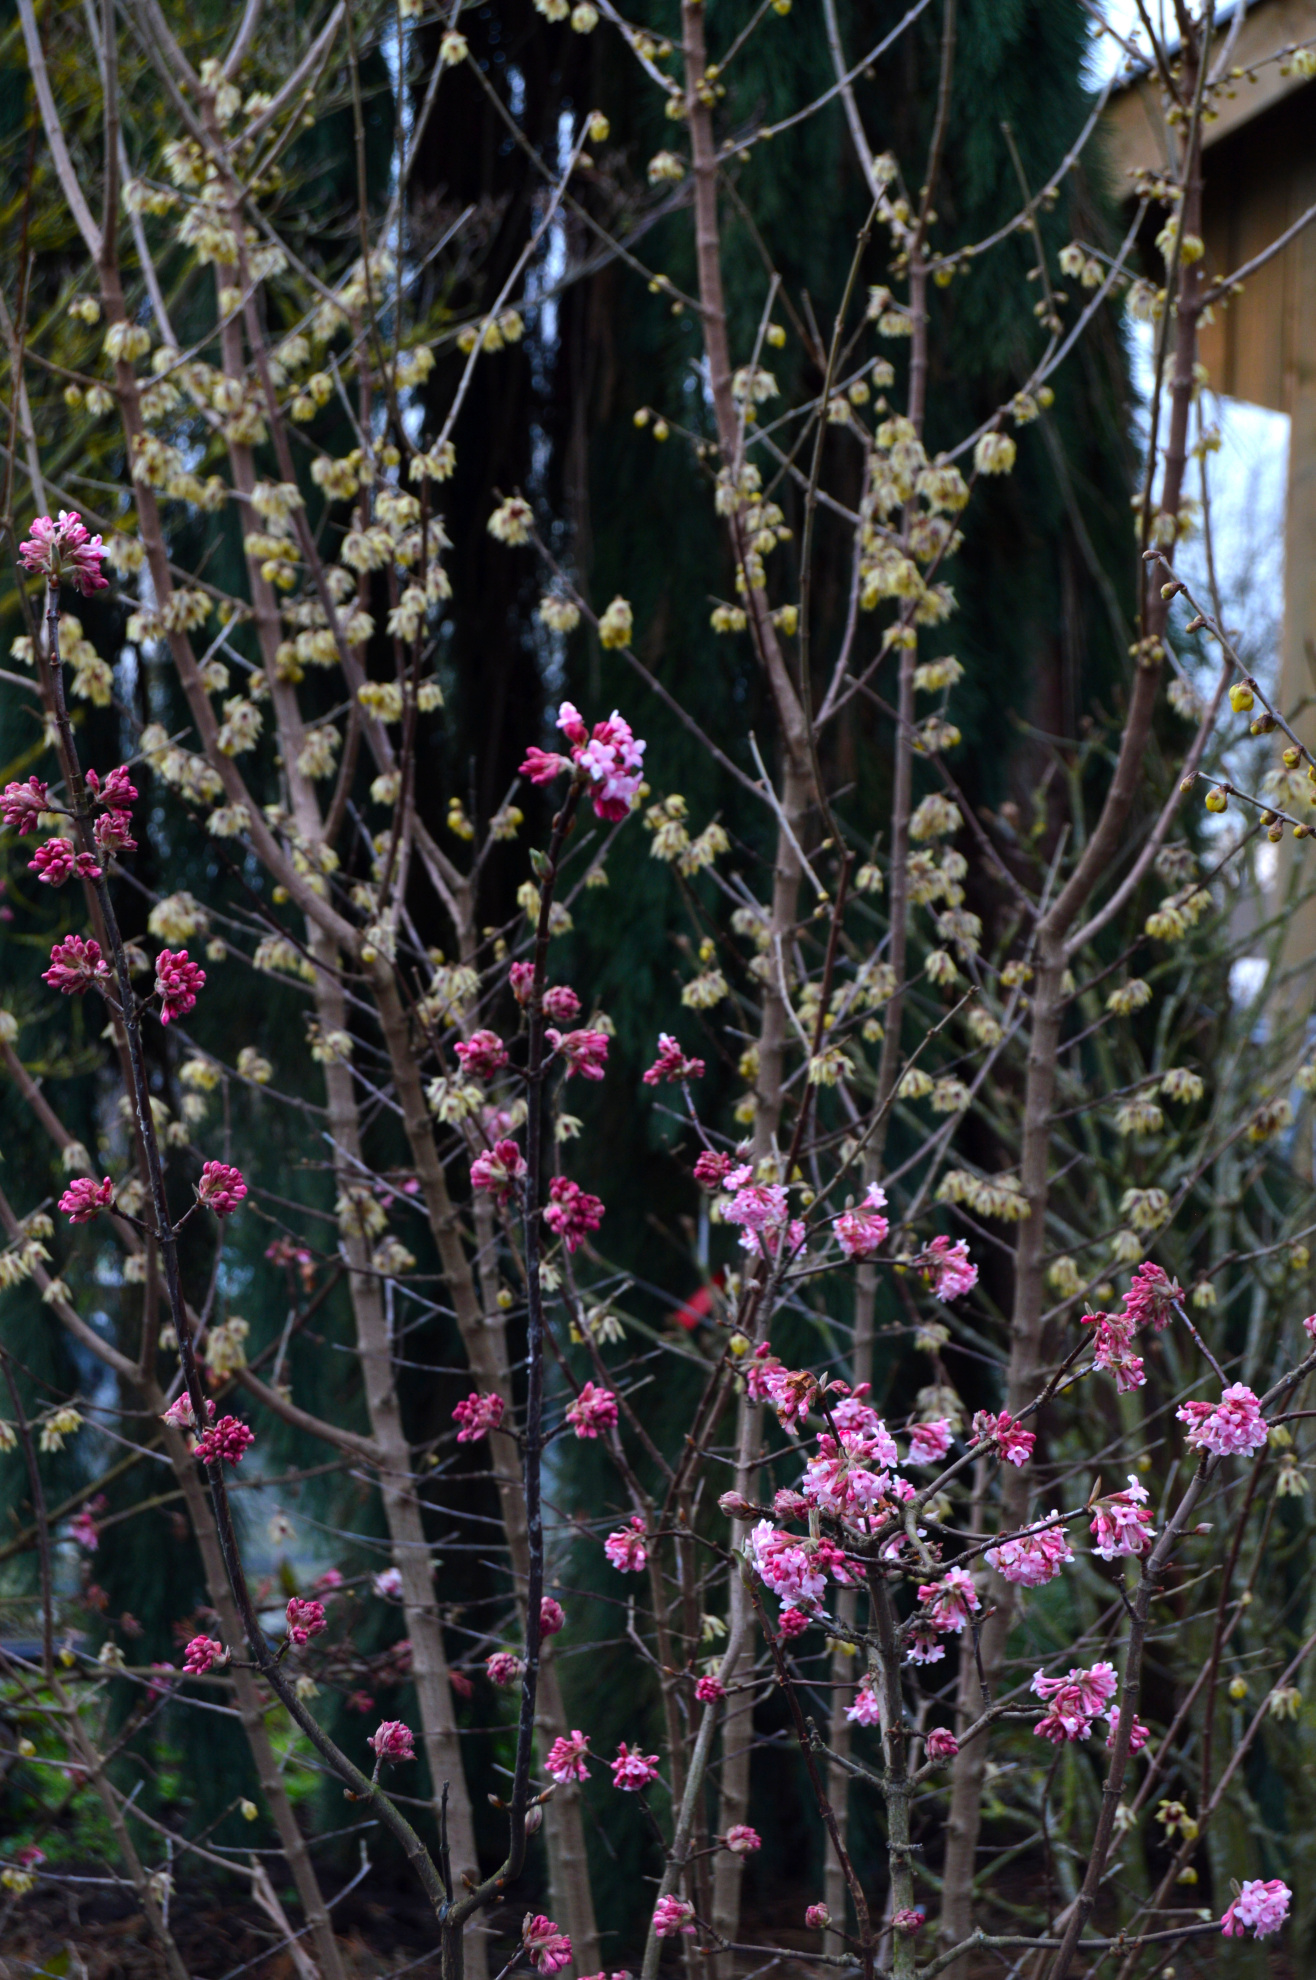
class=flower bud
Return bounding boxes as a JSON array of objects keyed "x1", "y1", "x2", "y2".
[
  {"x1": 718, "y1": 1491, "x2": 756, "y2": 1519},
  {"x1": 1228, "y1": 682, "x2": 1254, "y2": 713}
]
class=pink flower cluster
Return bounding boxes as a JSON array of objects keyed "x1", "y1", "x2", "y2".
[
  {"x1": 540, "y1": 1596, "x2": 565, "y2": 1636},
  {"x1": 285, "y1": 1598, "x2": 327, "y2": 1646},
  {"x1": 544, "y1": 1176, "x2": 605, "y2": 1251},
  {"x1": 521, "y1": 702, "x2": 646, "y2": 822},
  {"x1": 193, "y1": 1415, "x2": 256, "y2": 1466},
  {"x1": 834, "y1": 1184, "x2": 890, "y2": 1260},
  {"x1": 59, "y1": 1175, "x2": 114, "y2": 1223},
  {"x1": 566, "y1": 1380, "x2": 618, "y2": 1438},
  {"x1": 917, "y1": 1567, "x2": 980, "y2": 1635},
  {"x1": 604, "y1": 1515, "x2": 647, "y2": 1572},
  {"x1": 652, "y1": 1895, "x2": 696, "y2": 1939},
  {"x1": 471, "y1": 1139, "x2": 526, "y2": 1204},
  {"x1": 912, "y1": 1234, "x2": 978, "y2": 1299},
  {"x1": 1177, "y1": 1383, "x2": 1268, "y2": 1458},
  {"x1": 907, "y1": 1417, "x2": 954, "y2": 1466},
  {"x1": 546, "y1": 1729, "x2": 591, "y2": 1782},
  {"x1": 1089, "y1": 1476, "x2": 1155, "y2": 1560},
  {"x1": 925, "y1": 1726, "x2": 959, "y2": 1761},
  {"x1": 1031, "y1": 1661, "x2": 1133, "y2": 1746},
  {"x1": 19, "y1": 511, "x2": 109, "y2": 593},
  {"x1": 486, "y1": 1651, "x2": 525, "y2": 1688},
  {"x1": 971, "y1": 1409, "x2": 1035, "y2": 1466},
  {"x1": 749, "y1": 1520, "x2": 827, "y2": 1609},
  {"x1": 453, "y1": 1391, "x2": 505, "y2": 1443},
  {"x1": 522, "y1": 1917, "x2": 572, "y2": 1972},
  {"x1": 985, "y1": 1520, "x2": 1075, "y2": 1588},
  {"x1": 509, "y1": 965, "x2": 582, "y2": 1024},
  {"x1": 455, "y1": 1029, "x2": 508, "y2": 1078},
  {"x1": 196, "y1": 1161, "x2": 247, "y2": 1216},
  {"x1": 611, "y1": 1741, "x2": 659, "y2": 1790},
  {"x1": 1221, "y1": 1878, "x2": 1291, "y2": 1939},
  {"x1": 183, "y1": 1635, "x2": 227, "y2": 1675},
  {"x1": 29, "y1": 839, "x2": 101, "y2": 886},
  {"x1": 695, "y1": 1674, "x2": 725, "y2": 1704},
  {"x1": 161, "y1": 1393, "x2": 215, "y2": 1429},
  {"x1": 1, "y1": 775, "x2": 50, "y2": 832},
  {"x1": 845, "y1": 1682, "x2": 881, "y2": 1727},
  {"x1": 155, "y1": 948, "x2": 205, "y2": 1024},
  {"x1": 724, "y1": 1167, "x2": 803, "y2": 1262},
  {"x1": 368, "y1": 1719, "x2": 415, "y2": 1763},
  {"x1": 1123, "y1": 1260, "x2": 1181, "y2": 1329},
  {"x1": 43, "y1": 934, "x2": 110, "y2": 996},
  {"x1": 643, "y1": 1033, "x2": 706, "y2": 1085},
  {"x1": 723, "y1": 1824, "x2": 761, "y2": 1853},
  {"x1": 547, "y1": 1026, "x2": 609, "y2": 1079},
  {"x1": 1082, "y1": 1262, "x2": 1183, "y2": 1394},
  {"x1": 805, "y1": 1904, "x2": 830, "y2": 1931}
]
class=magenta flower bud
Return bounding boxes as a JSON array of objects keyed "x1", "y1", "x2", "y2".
[{"x1": 718, "y1": 1491, "x2": 756, "y2": 1519}]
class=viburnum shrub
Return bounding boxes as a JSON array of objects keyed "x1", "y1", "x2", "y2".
[{"x1": 2, "y1": 5, "x2": 1315, "y2": 1980}]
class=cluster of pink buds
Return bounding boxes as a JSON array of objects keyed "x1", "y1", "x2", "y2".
[
  {"x1": 155, "y1": 948, "x2": 205, "y2": 1024},
  {"x1": 18, "y1": 510, "x2": 109, "y2": 593},
  {"x1": 917, "y1": 1566, "x2": 980, "y2": 1636},
  {"x1": 1220, "y1": 1878, "x2": 1291, "y2": 1939},
  {"x1": 1030, "y1": 1660, "x2": 1147, "y2": 1751},
  {"x1": 452, "y1": 1390, "x2": 506, "y2": 1443},
  {"x1": 911, "y1": 1234, "x2": 978, "y2": 1299},
  {"x1": 522, "y1": 1915, "x2": 572, "y2": 1972},
  {"x1": 925, "y1": 1726, "x2": 959, "y2": 1761},
  {"x1": 834, "y1": 1183, "x2": 890, "y2": 1260},
  {"x1": 59, "y1": 1175, "x2": 115, "y2": 1224},
  {"x1": 43, "y1": 934, "x2": 111, "y2": 997},
  {"x1": 693, "y1": 1149, "x2": 735, "y2": 1190},
  {"x1": 455, "y1": 1029, "x2": 509, "y2": 1078},
  {"x1": 611, "y1": 1742, "x2": 660, "y2": 1791},
  {"x1": 1, "y1": 776, "x2": 51, "y2": 833},
  {"x1": 183, "y1": 1635, "x2": 227, "y2": 1675},
  {"x1": 546, "y1": 1026, "x2": 609, "y2": 1079},
  {"x1": 196, "y1": 1161, "x2": 247, "y2": 1216},
  {"x1": 161, "y1": 1393, "x2": 216, "y2": 1430},
  {"x1": 368, "y1": 1719, "x2": 415, "y2": 1764},
  {"x1": 985, "y1": 1519, "x2": 1075, "y2": 1588},
  {"x1": 486, "y1": 1651, "x2": 525, "y2": 1688},
  {"x1": 540, "y1": 1596, "x2": 565, "y2": 1636},
  {"x1": 804, "y1": 1904, "x2": 830, "y2": 1931},
  {"x1": 651, "y1": 1895, "x2": 696, "y2": 1939},
  {"x1": 545, "y1": 1729, "x2": 591, "y2": 1782},
  {"x1": 285, "y1": 1598, "x2": 327, "y2": 1646},
  {"x1": 544, "y1": 1176, "x2": 605, "y2": 1251},
  {"x1": 30, "y1": 839, "x2": 101, "y2": 886},
  {"x1": 193, "y1": 1415, "x2": 255, "y2": 1466},
  {"x1": 906, "y1": 1417, "x2": 954, "y2": 1465},
  {"x1": 643, "y1": 1033, "x2": 706, "y2": 1085},
  {"x1": 566, "y1": 1380, "x2": 618, "y2": 1439},
  {"x1": 694, "y1": 1674, "x2": 725, "y2": 1704},
  {"x1": 470, "y1": 1138, "x2": 526, "y2": 1205},
  {"x1": 520, "y1": 701, "x2": 646, "y2": 822},
  {"x1": 1089, "y1": 1476, "x2": 1155, "y2": 1560},
  {"x1": 722, "y1": 1824, "x2": 761, "y2": 1853}
]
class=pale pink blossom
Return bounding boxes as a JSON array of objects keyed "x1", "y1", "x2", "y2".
[
  {"x1": 523, "y1": 1917, "x2": 572, "y2": 1973},
  {"x1": 643, "y1": 1034, "x2": 706, "y2": 1085},
  {"x1": 604, "y1": 1516, "x2": 648, "y2": 1572},
  {"x1": 1178, "y1": 1383, "x2": 1268, "y2": 1457},
  {"x1": 985, "y1": 1521, "x2": 1074, "y2": 1588},
  {"x1": 546, "y1": 1026, "x2": 609, "y2": 1079},
  {"x1": 540, "y1": 1597, "x2": 565, "y2": 1637},
  {"x1": 972, "y1": 1409, "x2": 1035, "y2": 1465},
  {"x1": 611, "y1": 1741, "x2": 659, "y2": 1790},
  {"x1": 19, "y1": 511, "x2": 109, "y2": 593},
  {"x1": 925, "y1": 1727, "x2": 959, "y2": 1761},
  {"x1": 834, "y1": 1183, "x2": 889, "y2": 1260},
  {"x1": 1089, "y1": 1477, "x2": 1155, "y2": 1560},
  {"x1": 521, "y1": 705, "x2": 646, "y2": 820},
  {"x1": 652, "y1": 1895, "x2": 696, "y2": 1939},
  {"x1": 43, "y1": 933, "x2": 110, "y2": 995},
  {"x1": 802, "y1": 1430, "x2": 897, "y2": 1521},
  {"x1": 723, "y1": 1824, "x2": 761, "y2": 1853},
  {"x1": 904, "y1": 1625, "x2": 945, "y2": 1665},
  {"x1": 546, "y1": 1730, "x2": 591, "y2": 1782},
  {"x1": 845, "y1": 1682, "x2": 881, "y2": 1726},
  {"x1": 749, "y1": 1521, "x2": 827, "y2": 1609},
  {"x1": 285, "y1": 1598, "x2": 327, "y2": 1645},
  {"x1": 913, "y1": 1234, "x2": 977, "y2": 1299},
  {"x1": 486, "y1": 1651, "x2": 525, "y2": 1688},
  {"x1": 196, "y1": 1161, "x2": 247, "y2": 1216},
  {"x1": 452, "y1": 1391, "x2": 505, "y2": 1443},
  {"x1": 695, "y1": 1674, "x2": 725, "y2": 1703},
  {"x1": 918, "y1": 1566, "x2": 979, "y2": 1635},
  {"x1": 455, "y1": 1029, "x2": 508, "y2": 1079},
  {"x1": 544, "y1": 1176, "x2": 605, "y2": 1251},
  {"x1": 161, "y1": 1393, "x2": 214, "y2": 1430},
  {"x1": 30, "y1": 839, "x2": 100, "y2": 885},
  {"x1": 1082, "y1": 1310, "x2": 1146, "y2": 1391},
  {"x1": 566, "y1": 1381, "x2": 618, "y2": 1439},
  {"x1": 471, "y1": 1138, "x2": 526, "y2": 1204},
  {"x1": 70, "y1": 1509, "x2": 99, "y2": 1551},
  {"x1": 183, "y1": 1635, "x2": 227, "y2": 1675},
  {"x1": 1, "y1": 776, "x2": 49, "y2": 831},
  {"x1": 758, "y1": 1364, "x2": 817, "y2": 1426},
  {"x1": 373, "y1": 1568, "x2": 404, "y2": 1599},
  {"x1": 1031, "y1": 1661, "x2": 1119, "y2": 1743},
  {"x1": 1220, "y1": 1878, "x2": 1291, "y2": 1939},
  {"x1": 368, "y1": 1719, "x2": 415, "y2": 1763},
  {"x1": 906, "y1": 1418, "x2": 953, "y2": 1466},
  {"x1": 59, "y1": 1175, "x2": 114, "y2": 1223},
  {"x1": 155, "y1": 948, "x2": 205, "y2": 1024},
  {"x1": 1105, "y1": 1714, "x2": 1150, "y2": 1753},
  {"x1": 193, "y1": 1415, "x2": 255, "y2": 1466}
]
